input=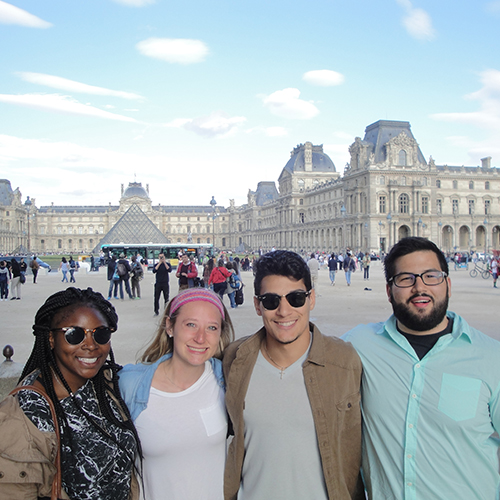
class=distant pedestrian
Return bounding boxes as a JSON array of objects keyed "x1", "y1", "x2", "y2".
[
  {"x1": 0, "y1": 260, "x2": 11, "y2": 300},
  {"x1": 9, "y1": 258, "x2": 22, "y2": 300},
  {"x1": 307, "y1": 252, "x2": 319, "y2": 289},
  {"x1": 153, "y1": 253, "x2": 172, "y2": 316},
  {"x1": 107, "y1": 255, "x2": 119, "y2": 300},
  {"x1": 59, "y1": 257, "x2": 69, "y2": 282},
  {"x1": 29, "y1": 256, "x2": 40, "y2": 284},
  {"x1": 362, "y1": 253, "x2": 371, "y2": 280},
  {"x1": 209, "y1": 259, "x2": 232, "y2": 300},
  {"x1": 116, "y1": 253, "x2": 133, "y2": 300},
  {"x1": 175, "y1": 253, "x2": 198, "y2": 292},
  {"x1": 328, "y1": 253, "x2": 337, "y2": 285},
  {"x1": 69, "y1": 255, "x2": 79, "y2": 282},
  {"x1": 343, "y1": 252, "x2": 356, "y2": 286},
  {"x1": 130, "y1": 255, "x2": 143, "y2": 299}
]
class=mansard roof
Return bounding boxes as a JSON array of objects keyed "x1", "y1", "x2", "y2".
[
  {"x1": 363, "y1": 120, "x2": 426, "y2": 164},
  {"x1": 94, "y1": 203, "x2": 168, "y2": 251},
  {"x1": 254, "y1": 182, "x2": 279, "y2": 206},
  {"x1": 0, "y1": 179, "x2": 14, "y2": 206},
  {"x1": 282, "y1": 143, "x2": 336, "y2": 175},
  {"x1": 38, "y1": 206, "x2": 114, "y2": 214}
]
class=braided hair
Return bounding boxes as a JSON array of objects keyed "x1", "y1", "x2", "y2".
[{"x1": 20, "y1": 287, "x2": 142, "y2": 460}]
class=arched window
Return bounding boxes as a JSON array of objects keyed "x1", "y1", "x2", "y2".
[
  {"x1": 399, "y1": 194, "x2": 409, "y2": 214},
  {"x1": 398, "y1": 150, "x2": 407, "y2": 166}
]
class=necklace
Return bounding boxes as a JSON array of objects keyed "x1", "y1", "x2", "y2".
[
  {"x1": 263, "y1": 342, "x2": 290, "y2": 379},
  {"x1": 162, "y1": 361, "x2": 186, "y2": 392}
]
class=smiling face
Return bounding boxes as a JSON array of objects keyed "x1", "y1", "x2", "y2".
[
  {"x1": 167, "y1": 300, "x2": 222, "y2": 369},
  {"x1": 387, "y1": 250, "x2": 451, "y2": 335},
  {"x1": 49, "y1": 305, "x2": 111, "y2": 393},
  {"x1": 254, "y1": 275, "x2": 315, "y2": 349}
]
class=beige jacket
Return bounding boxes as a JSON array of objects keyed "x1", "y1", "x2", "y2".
[
  {"x1": 0, "y1": 391, "x2": 139, "y2": 500},
  {"x1": 223, "y1": 323, "x2": 365, "y2": 500}
]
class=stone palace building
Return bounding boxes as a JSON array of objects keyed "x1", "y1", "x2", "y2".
[{"x1": 2, "y1": 119, "x2": 500, "y2": 256}]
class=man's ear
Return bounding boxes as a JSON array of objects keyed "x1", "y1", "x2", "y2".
[
  {"x1": 386, "y1": 283, "x2": 392, "y2": 302},
  {"x1": 253, "y1": 296, "x2": 263, "y2": 317}
]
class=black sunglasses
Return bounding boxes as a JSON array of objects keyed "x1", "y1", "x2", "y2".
[
  {"x1": 51, "y1": 326, "x2": 115, "y2": 346},
  {"x1": 255, "y1": 290, "x2": 312, "y2": 310}
]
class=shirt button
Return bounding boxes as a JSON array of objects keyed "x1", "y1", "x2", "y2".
[
  {"x1": 19, "y1": 471, "x2": 27, "y2": 478},
  {"x1": 407, "y1": 482, "x2": 413, "y2": 486},
  {"x1": 412, "y1": 394, "x2": 417, "y2": 398},
  {"x1": 408, "y1": 424, "x2": 414, "y2": 428},
  {"x1": 415, "y1": 364, "x2": 421, "y2": 369},
  {"x1": 407, "y1": 454, "x2": 412, "y2": 459}
]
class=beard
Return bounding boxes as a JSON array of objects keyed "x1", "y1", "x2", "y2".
[{"x1": 390, "y1": 290, "x2": 449, "y2": 332}]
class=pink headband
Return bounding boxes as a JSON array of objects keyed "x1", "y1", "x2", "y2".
[{"x1": 170, "y1": 288, "x2": 225, "y2": 319}]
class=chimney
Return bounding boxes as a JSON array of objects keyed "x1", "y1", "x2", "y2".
[{"x1": 481, "y1": 157, "x2": 492, "y2": 169}]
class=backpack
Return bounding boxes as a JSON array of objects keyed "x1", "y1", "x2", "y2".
[
  {"x1": 229, "y1": 273, "x2": 238, "y2": 289},
  {"x1": 235, "y1": 286, "x2": 244, "y2": 305},
  {"x1": 117, "y1": 262, "x2": 128, "y2": 277},
  {"x1": 70, "y1": 260, "x2": 76, "y2": 269}
]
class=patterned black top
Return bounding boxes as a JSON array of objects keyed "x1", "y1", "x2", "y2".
[{"x1": 18, "y1": 371, "x2": 136, "y2": 500}]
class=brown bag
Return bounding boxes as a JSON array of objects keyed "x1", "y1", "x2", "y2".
[{"x1": 9, "y1": 384, "x2": 62, "y2": 500}]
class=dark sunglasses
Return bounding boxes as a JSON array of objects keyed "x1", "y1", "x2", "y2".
[
  {"x1": 51, "y1": 326, "x2": 115, "y2": 346},
  {"x1": 255, "y1": 290, "x2": 312, "y2": 310}
]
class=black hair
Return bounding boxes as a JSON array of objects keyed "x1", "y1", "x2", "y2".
[
  {"x1": 20, "y1": 287, "x2": 142, "y2": 461},
  {"x1": 384, "y1": 237, "x2": 449, "y2": 282},
  {"x1": 253, "y1": 250, "x2": 312, "y2": 295}
]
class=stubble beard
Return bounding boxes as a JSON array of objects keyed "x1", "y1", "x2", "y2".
[{"x1": 390, "y1": 290, "x2": 449, "y2": 332}]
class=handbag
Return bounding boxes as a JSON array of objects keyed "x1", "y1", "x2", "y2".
[
  {"x1": 20, "y1": 272, "x2": 26, "y2": 284},
  {"x1": 9, "y1": 384, "x2": 62, "y2": 500}
]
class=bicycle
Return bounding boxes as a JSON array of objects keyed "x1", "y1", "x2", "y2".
[{"x1": 469, "y1": 263, "x2": 491, "y2": 279}]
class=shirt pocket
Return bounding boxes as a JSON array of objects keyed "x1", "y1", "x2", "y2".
[
  {"x1": 200, "y1": 401, "x2": 227, "y2": 437},
  {"x1": 438, "y1": 373, "x2": 481, "y2": 422}
]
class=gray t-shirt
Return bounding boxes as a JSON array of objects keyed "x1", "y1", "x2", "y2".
[{"x1": 238, "y1": 338, "x2": 328, "y2": 500}]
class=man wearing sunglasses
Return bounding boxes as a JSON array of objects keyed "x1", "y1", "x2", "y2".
[
  {"x1": 223, "y1": 250, "x2": 363, "y2": 500},
  {"x1": 343, "y1": 237, "x2": 500, "y2": 500}
]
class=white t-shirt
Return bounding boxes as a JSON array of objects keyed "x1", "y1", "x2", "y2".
[{"x1": 135, "y1": 361, "x2": 227, "y2": 500}]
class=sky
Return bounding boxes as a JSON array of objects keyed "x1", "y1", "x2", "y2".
[{"x1": 1, "y1": 0, "x2": 500, "y2": 209}]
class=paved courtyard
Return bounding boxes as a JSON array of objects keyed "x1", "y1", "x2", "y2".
[{"x1": 1, "y1": 261, "x2": 498, "y2": 368}]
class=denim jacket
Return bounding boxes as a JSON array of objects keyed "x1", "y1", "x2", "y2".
[{"x1": 119, "y1": 353, "x2": 225, "y2": 422}]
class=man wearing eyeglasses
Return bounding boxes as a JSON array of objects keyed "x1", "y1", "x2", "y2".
[
  {"x1": 223, "y1": 250, "x2": 363, "y2": 500},
  {"x1": 343, "y1": 237, "x2": 500, "y2": 500}
]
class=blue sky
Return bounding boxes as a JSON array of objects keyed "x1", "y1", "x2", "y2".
[{"x1": 1, "y1": 0, "x2": 500, "y2": 208}]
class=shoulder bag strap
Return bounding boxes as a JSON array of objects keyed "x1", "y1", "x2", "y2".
[{"x1": 9, "y1": 384, "x2": 62, "y2": 500}]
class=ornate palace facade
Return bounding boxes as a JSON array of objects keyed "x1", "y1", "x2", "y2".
[{"x1": 2, "y1": 120, "x2": 499, "y2": 255}]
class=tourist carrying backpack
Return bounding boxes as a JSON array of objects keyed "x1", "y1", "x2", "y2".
[
  {"x1": 130, "y1": 255, "x2": 144, "y2": 299},
  {"x1": 116, "y1": 253, "x2": 133, "y2": 300}
]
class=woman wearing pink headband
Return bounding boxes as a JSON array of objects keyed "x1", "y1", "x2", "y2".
[{"x1": 119, "y1": 288, "x2": 234, "y2": 499}]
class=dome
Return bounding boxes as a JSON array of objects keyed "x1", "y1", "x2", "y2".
[
  {"x1": 282, "y1": 142, "x2": 336, "y2": 175},
  {"x1": 122, "y1": 182, "x2": 150, "y2": 200}
]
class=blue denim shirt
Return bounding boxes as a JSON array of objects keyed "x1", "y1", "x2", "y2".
[{"x1": 118, "y1": 353, "x2": 225, "y2": 422}]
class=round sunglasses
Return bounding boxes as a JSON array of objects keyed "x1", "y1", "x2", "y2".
[
  {"x1": 255, "y1": 290, "x2": 312, "y2": 310},
  {"x1": 51, "y1": 326, "x2": 115, "y2": 346}
]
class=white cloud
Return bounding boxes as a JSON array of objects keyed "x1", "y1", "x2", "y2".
[
  {"x1": 396, "y1": 0, "x2": 435, "y2": 41},
  {"x1": 0, "y1": 1, "x2": 52, "y2": 28},
  {"x1": 136, "y1": 38, "x2": 209, "y2": 64},
  {"x1": 303, "y1": 70, "x2": 345, "y2": 87},
  {"x1": 110, "y1": 0, "x2": 155, "y2": 5},
  {"x1": 262, "y1": 88, "x2": 319, "y2": 120},
  {"x1": 486, "y1": 1, "x2": 500, "y2": 13},
  {"x1": 246, "y1": 126, "x2": 288, "y2": 137},
  {"x1": 0, "y1": 94, "x2": 139, "y2": 122},
  {"x1": 431, "y1": 70, "x2": 500, "y2": 162},
  {"x1": 17, "y1": 72, "x2": 143, "y2": 100},
  {"x1": 182, "y1": 112, "x2": 246, "y2": 138}
]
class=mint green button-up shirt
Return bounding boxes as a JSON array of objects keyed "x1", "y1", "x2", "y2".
[{"x1": 343, "y1": 312, "x2": 500, "y2": 500}]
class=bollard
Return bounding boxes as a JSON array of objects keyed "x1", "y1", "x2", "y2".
[{"x1": 0, "y1": 345, "x2": 24, "y2": 401}]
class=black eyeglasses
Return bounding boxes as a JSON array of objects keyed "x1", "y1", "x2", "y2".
[
  {"x1": 388, "y1": 271, "x2": 447, "y2": 288},
  {"x1": 255, "y1": 290, "x2": 312, "y2": 310},
  {"x1": 51, "y1": 326, "x2": 115, "y2": 345}
]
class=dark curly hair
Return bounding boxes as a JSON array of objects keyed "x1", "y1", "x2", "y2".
[{"x1": 20, "y1": 287, "x2": 142, "y2": 461}]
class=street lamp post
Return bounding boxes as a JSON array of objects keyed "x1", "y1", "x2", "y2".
[
  {"x1": 210, "y1": 196, "x2": 217, "y2": 255},
  {"x1": 386, "y1": 212, "x2": 392, "y2": 249},
  {"x1": 24, "y1": 196, "x2": 32, "y2": 252},
  {"x1": 340, "y1": 205, "x2": 346, "y2": 252},
  {"x1": 484, "y1": 218, "x2": 488, "y2": 254},
  {"x1": 438, "y1": 221, "x2": 442, "y2": 250}
]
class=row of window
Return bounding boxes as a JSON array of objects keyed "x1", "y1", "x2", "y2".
[
  {"x1": 379, "y1": 196, "x2": 491, "y2": 215},
  {"x1": 379, "y1": 176, "x2": 492, "y2": 190}
]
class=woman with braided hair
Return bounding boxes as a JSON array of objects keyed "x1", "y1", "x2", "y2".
[
  {"x1": 0, "y1": 287, "x2": 141, "y2": 499},
  {"x1": 119, "y1": 287, "x2": 235, "y2": 500}
]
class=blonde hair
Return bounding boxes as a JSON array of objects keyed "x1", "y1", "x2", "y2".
[{"x1": 140, "y1": 294, "x2": 235, "y2": 363}]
